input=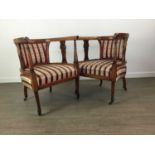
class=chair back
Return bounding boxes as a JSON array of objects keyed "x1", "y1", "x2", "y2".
[
  {"x1": 14, "y1": 37, "x2": 49, "y2": 69},
  {"x1": 98, "y1": 33, "x2": 129, "y2": 61}
]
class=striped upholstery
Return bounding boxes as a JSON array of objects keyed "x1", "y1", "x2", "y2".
[
  {"x1": 21, "y1": 63, "x2": 77, "y2": 88},
  {"x1": 19, "y1": 42, "x2": 48, "y2": 68},
  {"x1": 100, "y1": 39, "x2": 125, "y2": 60},
  {"x1": 79, "y1": 60, "x2": 126, "y2": 81}
]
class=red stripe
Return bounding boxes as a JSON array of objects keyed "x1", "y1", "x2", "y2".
[
  {"x1": 44, "y1": 65, "x2": 60, "y2": 81},
  {"x1": 102, "y1": 40, "x2": 105, "y2": 59},
  {"x1": 20, "y1": 44, "x2": 27, "y2": 67},
  {"x1": 23, "y1": 44, "x2": 30, "y2": 68},
  {"x1": 41, "y1": 43, "x2": 46, "y2": 63},
  {"x1": 88, "y1": 60, "x2": 102, "y2": 75},
  {"x1": 103, "y1": 62, "x2": 112, "y2": 77},
  {"x1": 105, "y1": 40, "x2": 109, "y2": 58},
  {"x1": 36, "y1": 66, "x2": 53, "y2": 83},
  {"x1": 36, "y1": 43, "x2": 43, "y2": 63},
  {"x1": 34, "y1": 68, "x2": 48, "y2": 85},
  {"x1": 31, "y1": 44, "x2": 38, "y2": 64},
  {"x1": 98, "y1": 61, "x2": 111, "y2": 76},
  {"x1": 56, "y1": 65, "x2": 71, "y2": 78},
  {"x1": 50, "y1": 65, "x2": 64, "y2": 80},
  {"x1": 110, "y1": 40, "x2": 113, "y2": 59}
]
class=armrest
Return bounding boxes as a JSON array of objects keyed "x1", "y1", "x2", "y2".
[{"x1": 46, "y1": 36, "x2": 78, "y2": 42}]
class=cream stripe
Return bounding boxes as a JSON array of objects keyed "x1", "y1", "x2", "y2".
[
  {"x1": 44, "y1": 65, "x2": 62, "y2": 80},
  {"x1": 117, "y1": 68, "x2": 126, "y2": 75},
  {"x1": 116, "y1": 74, "x2": 125, "y2": 81},
  {"x1": 84, "y1": 60, "x2": 99, "y2": 74},
  {"x1": 90, "y1": 60, "x2": 104, "y2": 75},
  {"x1": 57, "y1": 65, "x2": 72, "y2": 77},
  {"x1": 103, "y1": 40, "x2": 108, "y2": 58},
  {"x1": 27, "y1": 44, "x2": 36, "y2": 64},
  {"x1": 21, "y1": 76, "x2": 32, "y2": 84},
  {"x1": 100, "y1": 62, "x2": 112, "y2": 76},
  {"x1": 107, "y1": 40, "x2": 112, "y2": 58},
  {"x1": 65, "y1": 65, "x2": 77, "y2": 77},
  {"x1": 95, "y1": 60, "x2": 110, "y2": 75},
  {"x1": 86, "y1": 60, "x2": 100, "y2": 74},
  {"x1": 119, "y1": 39, "x2": 124, "y2": 59},
  {"x1": 33, "y1": 68, "x2": 46, "y2": 85},
  {"x1": 39, "y1": 65, "x2": 57, "y2": 82},
  {"x1": 23, "y1": 82, "x2": 32, "y2": 89},
  {"x1": 35, "y1": 66, "x2": 52, "y2": 84},
  {"x1": 20, "y1": 44, "x2": 27, "y2": 67},
  {"x1": 51, "y1": 65, "x2": 67, "y2": 79},
  {"x1": 105, "y1": 64, "x2": 113, "y2": 77}
]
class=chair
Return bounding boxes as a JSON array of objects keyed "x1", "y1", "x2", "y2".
[
  {"x1": 78, "y1": 33, "x2": 129, "y2": 104},
  {"x1": 14, "y1": 36, "x2": 79, "y2": 116}
]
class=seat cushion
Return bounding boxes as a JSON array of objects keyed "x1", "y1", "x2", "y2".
[
  {"x1": 79, "y1": 59, "x2": 126, "y2": 81},
  {"x1": 21, "y1": 63, "x2": 77, "y2": 88}
]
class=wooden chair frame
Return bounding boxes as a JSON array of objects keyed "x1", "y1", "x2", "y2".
[
  {"x1": 14, "y1": 36, "x2": 79, "y2": 116},
  {"x1": 14, "y1": 33, "x2": 129, "y2": 116},
  {"x1": 78, "y1": 33, "x2": 129, "y2": 104}
]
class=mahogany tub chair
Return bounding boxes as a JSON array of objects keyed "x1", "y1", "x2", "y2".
[
  {"x1": 78, "y1": 33, "x2": 129, "y2": 104},
  {"x1": 14, "y1": 36, "x2": 79, "y2": 116}
]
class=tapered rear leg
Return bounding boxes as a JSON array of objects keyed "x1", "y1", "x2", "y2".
[
  {"x1": 109, "y1": 81, "x2": 115, "y2": 104},
  {"x1": 99, "y1": 80, "x2": 103, "y2": 87},
  {"x1": 49, "y1": 86, "x2": 52, "y2": 93},
  {"x1": 24, "y1": 86, "x2": 28, "y2": 101},
  {"x1": 34, "y1": 91, "x2": 42, "y2": 116},
  {"x1": 75, "y1": 77, "x2": 80, "y2": 100},
  {"x1": 122, "y1": 77, "x2": 127, "y2": 91}
]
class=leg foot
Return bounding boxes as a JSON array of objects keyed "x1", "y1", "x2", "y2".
[
  {"x1": 122, "y1": 77, "x2": 127, "y2": 91},
  {"x1": 75, "y1": 77, "x2": 80, "y2": 100},
  {"x1": 24, "y1": 86, "x2": 28, "y2": 101},
  {"x1": 109, "y1": 81, "x2": 115, "y2": 104},
  {"x1": 99, "y1": 80, "x2": 103, "y2": 87},
  {"x1": 34, "y1": 91, "x2": 42, "y2": 116},
  {"x1": 49, "y1": 86, "x2": 52, "y2": 93}
]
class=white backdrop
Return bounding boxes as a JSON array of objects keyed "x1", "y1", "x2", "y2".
[{"x1": 0, "y1": 19, "x2": 155, "y2": 83}]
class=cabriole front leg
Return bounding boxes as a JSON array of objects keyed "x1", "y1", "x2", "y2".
[
  {"x1": 34, "y1": 91, "x2": 42, "y2": 116},
  {"x1": 109, "y1": 81, "x2": 115, "y2": 104}
]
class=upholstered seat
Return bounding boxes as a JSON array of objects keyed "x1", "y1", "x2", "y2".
[
  {"x1": 14, "y1": 36, "x2": 79, "y2": 115},
  {"x1": 78, "y1": 33, "x2": 129, "y2": 104},
  {"x1": 21, "y1": 63, "x2": 77, "y2": 89},
  {"x1": 79, "y1": 59, "x2": 126, "y2": 81}
]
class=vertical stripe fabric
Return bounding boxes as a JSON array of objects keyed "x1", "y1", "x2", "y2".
[
  {"x1": 21, "y1": 64, "x2": 77, "y2": 88},
  {"x1": 100, "y1": 39, "x2": 125, "y2": 60},
  {"x1": 19, "y1": 42, "x2": 47, "y2": 68},
  {"x1": 79, "y1": 60, "x2": 126, "y2": 81}
]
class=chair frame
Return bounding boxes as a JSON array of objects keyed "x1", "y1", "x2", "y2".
[
  {"x1": 14, "y1": 36, "x2": 79, "y2": 116},
  {"x1": 78, "y1": 33, "x2": 129, "y2": 104},
  {"x1": 14, "y1": 33, "x2": 129, "y2": 116}
]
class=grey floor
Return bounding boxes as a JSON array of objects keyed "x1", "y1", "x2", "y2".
[{"x1": 0, "y1": 78, "x2": 155, "y2": 135}]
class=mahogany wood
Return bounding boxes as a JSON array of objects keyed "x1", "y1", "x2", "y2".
[
  {"x1": 79, "y1": 33, "x2": 129, "y2": 104},
  {"x1": 24, "y1": 86, "x2": 28, "y2": 101},
  {"x1": 14, "y1": 34, "x2": 129, "y2": 115},
  {"x1": 14, "y1": 36, "x2": 80, "y2": 116},
  {"x1": 60, "y1": 41, "x2": 67, "y2": 63},
  {"x1": 83, "y1": 40, "x2": 89, "y2": 61}
]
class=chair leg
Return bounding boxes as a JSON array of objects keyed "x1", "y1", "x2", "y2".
[
  {"x1": 122, "y1": 77, "x2": 127, "y2": 91},
  {"x1": 34, "y1": 91, "x2": 42, "y2": 116},
  {"x1": 109, "y1": 81, "x2": 115, "y2": 104},
  {"x1": 99, "y1": 80, "x2": 103, "y2": 87},
  {"x1": 49, "y1": 86, "x2": 52, "y2": 93},
  {"x1": 24, "y1": 86, "x2": 28, "y2": 101},
  {"x1": 75, "y1": 77, "x2": 80, "y2": 100}
]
